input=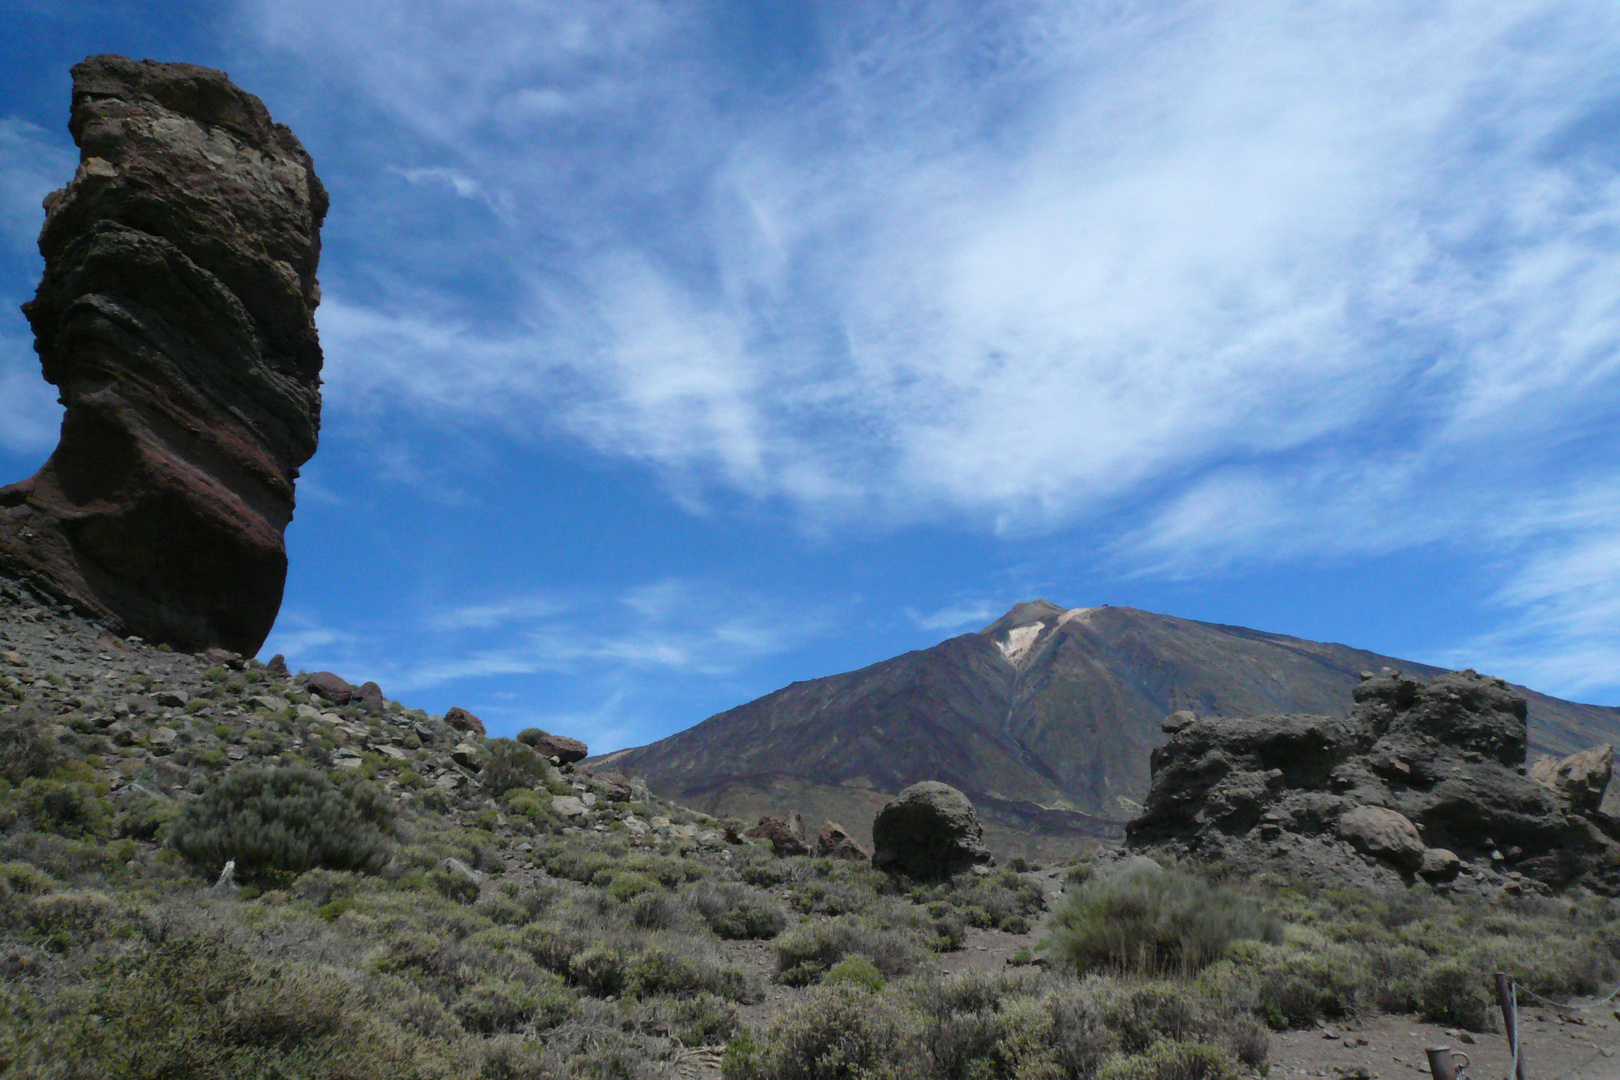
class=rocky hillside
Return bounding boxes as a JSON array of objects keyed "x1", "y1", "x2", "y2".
[{"x1": 604, "y1": 601, "x2": 1620, "y2": 854}]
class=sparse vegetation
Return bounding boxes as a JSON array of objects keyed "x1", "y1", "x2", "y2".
[{"x1": 4, "y1": 592, "x2": 1620, "y2": 1079}]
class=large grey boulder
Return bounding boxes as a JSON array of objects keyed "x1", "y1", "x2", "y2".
[{"x1": 872, "y1": 781, "x2": 993, "y2": 878}]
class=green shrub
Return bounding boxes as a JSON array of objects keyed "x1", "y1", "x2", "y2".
[
  {"x1": 0, "y1": 711, "x2": 60, "y2": 783},
  {"x1": 11, "y1": 936, "x2": 460, "y2": 1079},
  {"x1": 9, "y1": 777, "x2": 112, "y2": 838},
  {"x1": 167, "y1": 764, "x2": 396, "y2": 885},
  {"x1": 1097, "y1": 1040, "x2": 1239, "y2": 1080},
  {"x1": 606, "y1": 870, "x2": 662, "y2": 903},
  {"x1": 684, "y1": 880, "x2": 789, "y2": 939},
  {"x1": 1052, "y1": 866, "x2": 1278, "y2": 976},
  {"x1": 775, "y1": 915, "x2": 927, "y2": 987},
  {"x1": 823, "y1": 955, "x2": 886, "y2": 992},
  {"x1": 516, "y1": 727, "x2": 551, "y2": 747},
  {"x1": 482, "y1": 739, "x2": 549, "y2": 797},
  {"x1": 454, "y1": 977, "x2": 539, "y2": 1033},
  {"x1": 115, "y1": 796, "x2": 176, "y2": 841},
  {"x1": 722, "y1": 983, "x2": 921, "y2": 1080},
  {"x1": 1416, "y1": 961, "x2": 1494, "y2": 1031}
]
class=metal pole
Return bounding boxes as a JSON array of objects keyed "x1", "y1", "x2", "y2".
[
  {"x1": 1496, "y1": 972, "x2": 1528, "y2": 1080},
  {"x1": 1424, "y1": 1045, "x2": 1468, "y2": 1080}
]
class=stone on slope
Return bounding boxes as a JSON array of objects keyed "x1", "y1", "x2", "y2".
[
  {"x1": 444, "y1": 706, "x2": 486, "y2": 738},
  {"x1": 744, "y1": 812, "x2": 808, "y2": 857},
  {"x1": 871, "y1": 781, "x2": 994, "y2": 878},
  {"x1": 815, "y1": 820, "x2": 873, "y2": 861},
  {"x1": 1337, "y1": 806, "x2": 1425, "y2": 872},
  {"x1": 0, "y1": 55, "x2": 327, "y2": 656},
  {"x1": 526, "y1": 732, "x2": 587, "y2": 764},
  {"x1": 306, "y1": 672, "x2": 352, "y2": 705},
  {"x1": 354, "y1": 680, "x2": 385, "y2": 715}
]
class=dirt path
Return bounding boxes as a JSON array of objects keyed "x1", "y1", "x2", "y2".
[{"x1": 1268, "y1": 1011, "x2": 1620, "y2": 1080}]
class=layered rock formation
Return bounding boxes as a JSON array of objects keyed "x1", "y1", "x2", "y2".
[
  {"x1": 1128, "y1": 669, "x2": 1620, "y2": 895},
  {"x1": 0, "y1": 55, "x2": 327, "y2": 655}
]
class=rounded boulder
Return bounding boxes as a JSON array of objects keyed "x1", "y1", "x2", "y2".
[{"x1": 872, "y1": 781, "x2": 993, "y2": 879}]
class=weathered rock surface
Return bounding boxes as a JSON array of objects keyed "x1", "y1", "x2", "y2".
[
  {"x1": 871, "y1": 781, "x2": 994, "y2": 878},
  {"x1": 815, "y1": 820, "x2": 873, "y2": 861},
  {"x1": 444, "y1": 707, "x2": 486, "y2": 738},
  {"x1": 744, "y1": 812, "x2": 809, "y2": 857},
  {"x1": 1128, "y1": 669, "x2": 1620, "y2": 895},
  {"x1": 305, "y1": 671, "x2": 352, "y2": 705},
  {"x1": 1531, "y1": 744, "x2": 1613, "y2": 814},
  {"x1": 0, "y1": 55, "x2": 326, "y2": 656},
  {"x1": 527, "y1": 732, "x2": 587, "y2": 764}
]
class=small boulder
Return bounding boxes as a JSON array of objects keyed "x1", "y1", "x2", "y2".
[
  {"x1": 1419, "y1": 848, "x2": 1462, "y2": 882},
  {"x1": 306, "y1": 672, "x2": 353, "y2": 705},
  {"x1": 451, "y1": 742, "x2": 482, "y2": 771},
  {"x1": 815, "y1": 821, "x2": 872, "y2": 861},
  {"x1": 202, "y1": 648, "x2": 245, "y2": 670},
  {"x1": 445, "y1": 706, "x2": 486, "y2": 737},
  {"x1": 354, "y1": 681, "x2": 386, "y2": 714},
  {"x1": 871, "y1": 781, "x2": 994, "y2": 878},
  {"x1": 1162, "y1": 710, "x2": 1197, "y2": 734},
  {"x1": 551, "y1": 796, "x2": 587, "y2": 818},
  {"x1": 265, "y1": 654, "x2": 289, "y2": 677},
  {"x1": 1336, "y1": 806, "x2": 1425, "y2": 872},
  {"x1": 527, "y1": 732, "x2": 588, "y2": 764},
  {"x1": 745, "y1": 812, "x2": 809, "y2": 857}
]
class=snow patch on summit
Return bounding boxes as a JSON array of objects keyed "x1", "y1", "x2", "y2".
[{"x1": 997, "y1": 622, "x2": 1046, "y2": 664}]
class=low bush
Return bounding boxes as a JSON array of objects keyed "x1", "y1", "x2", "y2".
[
  {"x1": 482, "y1": 739, "x2": 549, "y2": 797},
  {"x1": 774, "y1": 914, "x2": 927, "y2": 987},
  {"x1": 684, "y1": 879, "x2": 788, "y2": 940},
  {"x1": 168, "y1": 764, "x2": 396, "y2": 885},
  {"x1": 1052, "y1": 865, "x2": 1279, "y2": 976},
  {"x1": 722, "y1": 983, "x2": 921, "y2": 1080},
  {"x1": 1097, "y1": 1040, "x2": 1239, "y2": 1080}
]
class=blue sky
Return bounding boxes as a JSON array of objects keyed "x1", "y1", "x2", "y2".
[{"x1": 2, "y1": 1, "x2": 1618, "y2": 750}]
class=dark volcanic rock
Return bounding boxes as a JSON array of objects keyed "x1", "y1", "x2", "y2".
[
  {"x1": 354, "y1": 680, "x2": 385, "y2": 715},
  {"x1": 744, "y1": 812, "x2": 809, "y2": 857},
  {"x1": 444, "y1": 706, "x2": 486, "y2": 738},
  {"x1": 1128, "y1": 670, "x2": 1620, "y2": 895},
  {"x1": 305, "y1": 671, "x2": 352, "y2": 705},
  {"x1": 0, "y1": 55, "x2": 326, "y2": 656},
  {"x1": 872, "y1": 781, "x2": 994, "y2": 878},
  {"x1": 815, "y1": 820, "x2": 873, "y2": 861},
  {"x1": 526, "y1": 731, "x2": 586, "y2": 763}
]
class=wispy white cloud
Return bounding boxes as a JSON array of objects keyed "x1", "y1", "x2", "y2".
[
  {"x1": 908, "y1": 599, "x2": 1003, "y2": 634},
  {"x1": 236, "y1": 1, "x2": 1620, "y2": 699},
  {"x1": 0, "y1": 116, "x2": 72, "y2": 256},
  {"x1": 257, "y1": 1, "x2": 1620, "y2": 538}
]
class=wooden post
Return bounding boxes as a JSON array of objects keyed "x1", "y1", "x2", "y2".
[{"x1": 1496, "y1": 972, "x2": 1528, "y2": 1080}]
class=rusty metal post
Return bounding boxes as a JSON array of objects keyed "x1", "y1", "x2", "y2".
[
  {"x1": 1496, "y1": 972, "x2": 1528, "y2": 1080},
  {"x1": 1424, "y1": 1045, "x2": 1469, "y2": 1080}
]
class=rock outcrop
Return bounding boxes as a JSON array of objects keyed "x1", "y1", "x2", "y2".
[
  {"x1": 744, "y1": 812, "x2": 809, "y2": 857},
  {"x1": 0, "y1": 55, "x2": 326, "y2": 656},
  {"x1": 1128, "y1": 669, "x2": 1620, "y2": 895},
  {"x1": 871, "y1": 781, "x2": 994, "y2": 878}
]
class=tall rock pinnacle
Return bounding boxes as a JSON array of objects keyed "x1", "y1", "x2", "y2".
[{"x1": 0, "y1": 55, "x2": 327, "y2": 655}]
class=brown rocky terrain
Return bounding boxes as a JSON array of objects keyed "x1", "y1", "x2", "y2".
[
  {"x1": 0, "y1": 55, "x2": 326, "y2": 656},
  {"x1": 602, "y1": 601, "x2": 1620, "y2": 859}
]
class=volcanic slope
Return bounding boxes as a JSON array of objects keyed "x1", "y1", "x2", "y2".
[{"x1": 603, "y1": 601, "x2": 1620, "y2": 855}]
